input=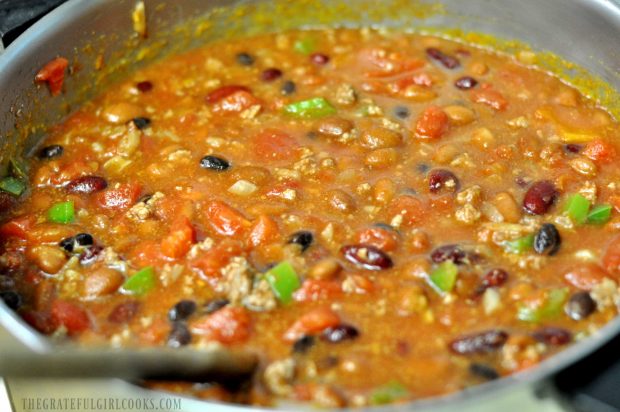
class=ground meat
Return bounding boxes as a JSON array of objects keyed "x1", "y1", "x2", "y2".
[
  {"x1": 217, "y1": 257, "x2": 252, "y2": 305},
  {"x1": 264, "y1": 358, "x2": 296, "y2": 396},
  {"x1": 334, "y1": 83, "x2": 357, "y2": 106},
  {"x1": 126, "y1": 191, "x2": 164, "y2": 221},
  {"x1": 244, "y1": 278, "x2": 277, "y2": 311}
]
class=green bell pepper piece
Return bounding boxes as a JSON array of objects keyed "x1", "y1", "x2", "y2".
[
  {"x1": 587, "y1": 204, "x2": 612, "y2": 225},
  {"x1": 293, "y1": 38, "x2": 316, "y2": 55},
  {"x1": 369, "y1": 381, "x2": 409, "y2": 405},
  {"x1": 429, "y1": 261, "x2": 458, "y2": 293},
  {"x1": 122, "y1": 266, "x2": 156, "y2": 296},
  {"x1": 0, "y1": 177, "x2": 25, "y2": 196},
  {"x1": 564, "y1": 193, "x2": 590, "y2": 224},
  {"x1": 47, "y1": 201, "x2": 74, "y2": 224},
  {"x1": 517, "y1": 287, "x2": 568, "y2": 322},
  {"x1": 283, "y1": 97, "x2": 336, "y2": 119},
  {"x1": 265, "y1": 261, "x2": 300, "y2": 304},
  {"x1": 502, "y1": 234, "x2": 534, "y2": 254}
]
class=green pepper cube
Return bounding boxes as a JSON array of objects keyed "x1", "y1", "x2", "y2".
[
  {"x1": 293, "y1": 38, "x2": 315, "y2": 55},
  {"x1": 47, "y1": 201, "x2": 74, "y2": 224},
  {"x1": 517, "y1": 287, "x2": 568, "y2": 322},
  {"x1": 122, "y1": 266, "x2": 156, "y2": 296},
  {"x1": 283, "y1": 97, "x2": 336, "y2": 119},
  {"x1": 369, "y1": 381, "x2": 409, "y2": 405},
  {"x1": 564, "y1": 193, "x2": 591, "y2": 224},
  {"x1": 587, "y1": 204, "x2": 612, "y2": 225},
  {"x1": 0, "y1": 177, "x2": 25, "y2": 196},
  {"x1": 429, "y1": 261, "x2": 458, "y2": 293},
  {"x1": 265, "y1": 261, "x2": 300, "y2": 304},
  {"x1": 502, "y1": 234, "x2": 534, "y2": 254}
]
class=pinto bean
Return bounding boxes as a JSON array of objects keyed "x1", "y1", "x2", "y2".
[{"x1": 360, "y1": 126, "x2": 402, "y2": 149}]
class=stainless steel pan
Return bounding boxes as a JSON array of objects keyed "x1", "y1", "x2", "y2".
[{"x1": 1, "y1": 1, "x2": 620, "y2": 410}]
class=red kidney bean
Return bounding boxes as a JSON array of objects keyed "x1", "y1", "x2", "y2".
[
  {"x1": 321, "y1": 324, "x2": 360, "y2": 343},
  {"x1": 136, "y1": 80, "x2": 153, "y2": 92},
  {"x1": 310, "y1": 53, "x2": 330, "y2": 65},
  {"x1": 454, "y1": 76, "x2": 478, "y2": 90},
  {"x1": 108, "y1": 301, "x2": 140, "y2": 323},
  {"x1": 428, "y1": 169, "x2": 459, "y2": 193},
  {"x1": 482, "y1": 268, "x2": 509, "y2": 288},
  {"x1": 426, "y1": 48, "x2": 460, "y2": 69},
  {"x1": 565, "y1": 292, "x2": 596, "y2": 320},
  {"x1": 564, "y1": 144, "x2": 582, "y2": 154},
  {"x1": 65, "y1": 175, "x2": 108, "y2": 194},
  {"x1": 261, "y1": 68, "x2": 283, "y2": 82},
  {"x1": 430, "y1": 244, "x2": 480, "y2": 265},
  {"x1": 449, "y1": 330, "x2": 508, "y2": 354},
  {"x1": 532, "y1": 327, "x2": 572, "y2": 345},
  {"x1": 341, "y1": 244, "x2": 393, "y2": 270},
  {"x1": 523, "y1": 180, "x2": 557, "y2": 215},
  {"x1": 534, "y1": 223, "x2": 561, "y2": 256}
]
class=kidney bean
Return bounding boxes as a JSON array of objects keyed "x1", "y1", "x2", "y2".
[
  {"x1": 523, "y1": 180, "x2": 557, "y2": 215},
  {"x1": 426, "y1": 48, "x2": 460, "y2": 69},
  {"x1": 261, "y1": 68, "x2": 283, "y2": 82},
  {"x1": 482, "y1": 268, "x2": 509, "y2": 288},
  {"x1": 454, "y1": 76, "x2": 478, "y2": 90},
  {"x1": 321, "y1": 324, "x2": 360, "y2": 343},
  {"x1": 136, "y1": 80, "x2": 153, "y2": 92},
  {"x1": 469, "y1": 363, "x2": 500, "y2": 380},
  {"x1": 168, "y1": 322, "x2": 192, "y2": 348},
  {"x1": 310, "y1": 53, "x2": 330, "y2": 65},
  {"x1": 449, "y1": 330, "x2": 508, "y2": 354},
  {"x1": 532, "y1": 327, "x2": 572, "y2": 345},
  {"x1": 292, "y1": 335, "x2": 316, "y2": 354},
  {"x1": 65, "y1": 175, "x2": 108, "y2": 194},
  {"x1": 108, "y1": 301, "x2": 141, "y2": 323},
  {"x1": 169, "y1": 300, "x2": 197, "y2": 322},
  {"x1": 341, "y1": 244, "x2": 393, "y2": 270},
  {"x1": 430, "y1": 244, "x2": 478, "y2": 265},
  {"x1": 288, "y1": 231, "x2": 314, "y2": 252},
  {"x1": 428, "y1": 169, "x2": 459, "y2": 193},
  {"x1": 564, "y1": 144, "x2": 582, "y2": 154},
  {"x1": 39, "y1": 144, "x2": 63, "y2": 159},
  {"x1": 565, "y1": 291, "x2": 596, "y2": 320},
  {"x1": 534, "y1": 223, "x2": 561, "y2": 256}
]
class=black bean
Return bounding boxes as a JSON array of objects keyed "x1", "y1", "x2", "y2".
[
  {"x1": 261, "y1": 68, "x2": 282, "y2": 82},
  {"x1": 59, "y1": 233, "x2": 94, "y2": 253},
  {"x1": 426, "y1": 48, "x2": 460, "y2": 69},
  {"x1": 416, "y1": 163, "x2": 430, "y2": 173},
  {"x1": 430, "y1": 244, "x2": 474, "y2": 265},
  {"x1": 169, "y1": 300, "x2": 197, "y2": 322},
  {"x1": 523, "y1": 180, "x2": 557, "y2": 215},
  {"x1": 168, "y1": 323, "x2": 192, "y2": 348},
  {"x1": 39, "y1": 145, "x2": 63, "y2": 159},
  {"x1": 203, "y1": 298, "x2": 230, "y2": 314},
  {"x1": 65, "y1": 175, "x2": 108, "y2": 194},
  {"x1": 534, "y1": 223, "x2": 561, "y2": 256},
  {"x1": 469, "y1": 363, "x2": 500, "y2": 380},
  {"x1": 564, "y1": 144, "x2": 582, "y2": 154},
  {"x1": 281, "y1": 80, "x2": 296, "y2": 95},
  {"x1": 454, "y1": 76, "x2": 478, "y2": 90},
  {"x1": 532, "y1": 327, "x2": 572, "y2": 345},
  {"x1": 108, "y1": 301, "x2": 140, "y2": 323},
  {"x1": 0, "y1": 290, "x2": 22, "y2": 310},
  {"x1": 394, "y1": 106, "x2": 410, "y2": 119},
  {"x1": 132, "y1": 117, "x2": 151, "y2": 130},
  {"x1": 136, "y1": 80, "x2": 153, "y2": 92},
  {"x1": 341, "y1": 244, "x2": 393, "y2": 270},
  {"x1": 310, "y1": 53, "x2": 330, "y2": 65},
  {"x1": 449, "y1": 330, "x2": 508, "y2": 355},
  {"x1": 235, "y1": 52, "x2": 255, "y2": 66},
  {"x1": 200, "y1": 155, "x2": 230, "y2": 171},
  {"x1": 566, "y1": 291, "x2": 596, "y2": 321},
  {"x1": 428, "y1": 169, "x2": 459, "y2": 193},
  {"x1": 292, "y1": 335, "x2": 315, "y2": 354},
  {"x1": 321, "y1": 324, "x2": 360, "y2": 343},
  {"x1": 78, "y1": 245, "x2": 103, "y2": 266},
  {"x1": 0, "y1": 275, "x2": 15, "y2": 291},
  {"x1": 288, "y1": 231, "x2": 313, "y2": 252}
]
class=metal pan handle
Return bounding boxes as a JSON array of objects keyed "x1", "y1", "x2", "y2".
[{"x1": 0, "y1": 0, "x2": 67, "y2": 50}]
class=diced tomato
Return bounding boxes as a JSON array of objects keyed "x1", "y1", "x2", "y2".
[
  {"x1": 0, "y1": 216, "x2": 34, "y2": 241},
  {"x1": 344, "y1": 274, "x2": 374, "y2": 294},
  {"x1": 190, "y1": 307, "x2": 251, "y2": 345},
  {"x1": 470, "y1": 85, "x2": 508, "y2": 111},
  {"x1": 35, "y1": 57, "x2": 69, "y2": 96},
  {"x1": 248, "y1": 215, "x2": 279, "y2": 247},
  {"x1": 359, "y1": 48, "x2": 424, "y2": 78},
  {"x1": 388, "y1": 195, "x2": 426, "y2": 226},
  {"x1": 414, "y1": 106, "x2": 449, "y2": 139},
  {"x1": 129, "y1": 240, "x2": 166, "y2": 267},
  {"x1": 21, "y1": 310, "x2": 57, "y2": 335},
  {"x1": 283, "y1": 307, "x2": 341, "y2": 342},
  {"x1": 355, "y1": 227, "x2": 399, "y2": 252},
  {"x1": 206, "y1": 85, "x2": 250, "y2": 104},
  {"x1": 602, "y1": 236, "x2": 620, "y2": 277},
  {"x1": 50, "y1": 300, "x2": 90, "y2": 336},
  {"x1": 205, "y1": 200, "x2": 251, "y2": 236},
  {"x1": 94, "y1": 182, "x2": 141, "y2": 211},
  {"x1": 583, "y1": 139, "x2": 617, "y2": 164},
  {"x1": 190, "y1": 239, "x2": 244, "y2": 280},
  {"x1": 293, "y1": 279, "x2": 343, "y2": 302},
  {"x1": 214, "y1": 90, "x2": 261, "y2": 113},
  {"x1": 161, "y1": 216, "x2": 195, "y2": 259},
  {"x1": 564, "y1": 264, "x2": 608, "y2": 290},
  {"x1": 252, "y1": 129, "x2": 300, "y2": 161},
  {"x1": 390, "y1": 72, "x2": 433, "y2": 92},
  {"x1": 139, "y1": 318, "x2": 170, "y2": 345}
]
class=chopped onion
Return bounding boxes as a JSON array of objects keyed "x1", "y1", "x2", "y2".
[
  {"x1": 483, "y1": 287, "x2": 502, "y2": 315},
  {"x1": 228, "y1": 180, "x2": 257, "y2": 196}
]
